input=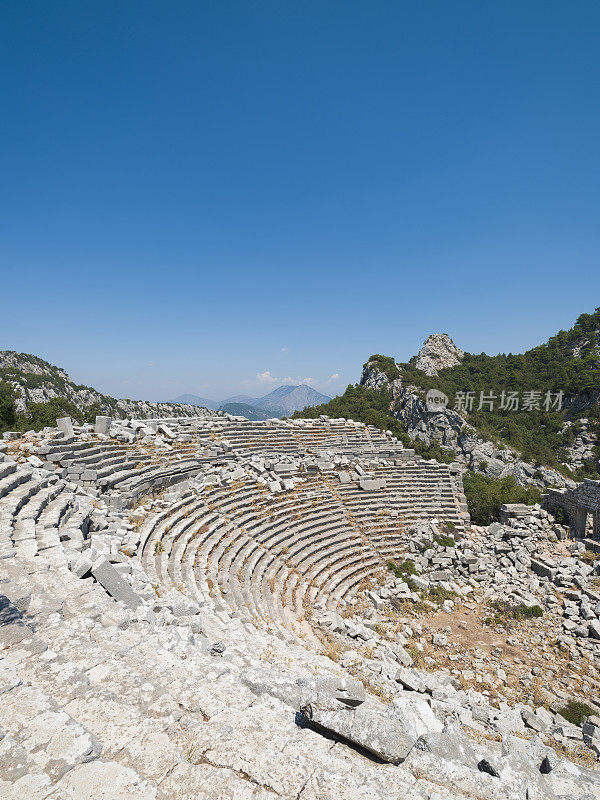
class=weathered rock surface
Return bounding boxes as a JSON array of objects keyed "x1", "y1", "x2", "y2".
[
  {"x1": 414, "y1": 333, "x2": 465, "y2": 376},
  {"x1": 0, "y1": 414, "x2": 599, "y2": 798}
]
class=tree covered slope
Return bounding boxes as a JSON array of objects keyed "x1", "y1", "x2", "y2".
[{"x1": 294, "y1": 308, "x2": 600, "y2": 483}]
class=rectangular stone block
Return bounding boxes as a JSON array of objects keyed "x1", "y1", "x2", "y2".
[
  {"x1": 300, "y1": 703, "x2": 414, "y2": 764},
  {"x1": 56, "y1": 417, "x2": 74, "y2": 437},
  {"x1": 94, "y1": 416, "x2": 112, "y2": 435},
  {"x1": 91, "y1": 559, "x2": 143, "y2": 610}
]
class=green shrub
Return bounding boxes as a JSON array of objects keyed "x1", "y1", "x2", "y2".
[
  {"x1": 0, "y1": 382, "x2": 18, "y2": 434},
  {"x1": 20, "y1": 398, "x2": 85, "y2": 431},
  {"x1": 433, "y1": 534, "x2": 455, "y2": 548},
  {"x1": 558, "y1": 700, "x2": 596, "y2": 727},
  {"x1": 386, "y1": 559, "x2": 420, "y2": 591},
  {"x1": 462, "y1": 471, "x2": 541, "y2": 525},
  {"x1": 387, "y1": 558, "x2": 417, "y2": 578},
  {"x1": 428, "y1": 586, "x2": 458, "y2": 604},
  {"x1": 553, "y1": 507, "x2": 569, "y2": 525},
  {"x1": 486, "y1": 600, "x2": 543, "y2": 626}
]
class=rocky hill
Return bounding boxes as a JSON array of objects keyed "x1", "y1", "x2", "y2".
[
  {"x1": 361, "y1": 358, "x2": 573, "y2": 489},
  {"x1": 0, "y1": 351, "x2": 201, "y2": 433},
  {"x1": 218, "y1": 401, "x2": 272, "y2": 420},
  {"x1": 297, "y1": 308, "x2": 600, "y2": 489}
]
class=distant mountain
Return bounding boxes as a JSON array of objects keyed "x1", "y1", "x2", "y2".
[
  {"x1": 254, "y1": 385, "x2": 331, "y2": 416},
  {"x1": 172, "y1": 394, "x2": 219, "y2": 410},
  {"x1": 173, "y1": 385, "x2": 332, "y2": 419},
  {"x1": 220, "y1": 394, "x2": 257, "y2": 406},
  {"x1": 218, "y1": 402, "x2": 272, "y2": 420}
]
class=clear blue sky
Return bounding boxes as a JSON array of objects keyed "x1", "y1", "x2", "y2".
[{"x1": 1, "y1": 1, "x2": 599, "y2": 402}]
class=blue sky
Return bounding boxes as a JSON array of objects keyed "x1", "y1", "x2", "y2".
[{"x1": 1, "y1": 1, "x2": 599, "y2": 402}]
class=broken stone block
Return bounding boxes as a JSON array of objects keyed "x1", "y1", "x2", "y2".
[
  {"x1": 299, "y1": 701, "x2": 415, "y2": 763},
  {"x1": 91, "y1": 559, "x2": 142, "y2": 610},
  {"x1": 411, "y1": 723, "x2": 478, "y2": 769},
  {"x1": 388, "y1": 694, "x2": 444, "y2": 740},
  {"x1": 67, "y1": 552, "x2": 93, "y2": 579},
  {"x1": 56, "y1": 417, "x2": 74, "y2": 437},
  {"x1": 521, "y1": 708, "x2": 548, "y2": 733},
  {"x1": 588, "y1": 619, "x2": 600, "y2": 639},
  {"x1": 395, "y1": 667, "x2": 426, "y2": 693},
  {"x1": 94, "y1": 416, "x2": 112, "y2": 435},
  {"x1": 358, "y1": 477, "x2": 387, "y2": 491}
]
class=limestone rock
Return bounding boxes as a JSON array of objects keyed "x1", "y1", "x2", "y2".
[
  {"x1": 299, "y1": 701, "x2": 416, "y2": 764},
  {"x1": 414, "y1": 334, "x2": 464, "y2": 376}
]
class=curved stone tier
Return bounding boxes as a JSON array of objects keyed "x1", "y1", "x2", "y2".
[{"x1": 2, "y1": 415, "x2": 466, "y2": 639}]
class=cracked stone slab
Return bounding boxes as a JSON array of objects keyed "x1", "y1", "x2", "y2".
[
  {"x1": 0, "y1": 623, "x2": 46, "y2": 654},
  {"x1": 296, "y1": 766, "x2": 420, "y2": 800},
  {"x1": 299, "y1": 701, "x2": 416, "y2": 765},
  {"x1": 0, "y1": 685, "x2": 102, "y2": 782},
  {"x1": 63, "y1": 691, "x2": 173, "y2": 760},
  {"x1": 200, "y1": 697, "x2": 315, "y2": 796},
  {"x1": 0, "y1": 772, "x2": 53, "y2": 800},
  {"x1": 0, "y1": 660, "x2": 22, "y2": 695},
  {"x1": 0, "y1": 734, "x2": 37, "y2": 783},
  {"x1": 113, "y1": 731, "x2": 184, "y2": 784},
  {"x1": 44, "y1": 760, "x2": 157, "y2": 799},
  {"x1": 157, "y1": 762, "x2": 273, "y2": 800},
  {"x1": 15, "y1": 655, "x2": 90, "y2": 707}
]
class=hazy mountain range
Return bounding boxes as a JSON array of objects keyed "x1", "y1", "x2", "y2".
[{"x1": 172, "y1": 384, "x2": 331, "y2": 418}]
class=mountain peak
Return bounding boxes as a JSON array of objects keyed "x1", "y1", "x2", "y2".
[
  {"x1": 414, "y1": 334, "x2": 464, "y2": 376},
  {"x1": 256, "y1": 384, "x2": 331, "y2": 416}
]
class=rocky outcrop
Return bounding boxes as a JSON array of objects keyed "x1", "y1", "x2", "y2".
[
  {"x1": 0, "y1": 350, "x2": 200, "y2": 420},
  {"x1": 563, "y1": 418, "x2": 599, "y2": 470},
  {"x1": 394, "y1": 386, "x2": 573, "y2": 488},
  {"x1": 361, "y1": 361, "x2": 402, "y2": 394},
  {"x1": 414, "y1": 334, "x2": 464, "y2": 376},
  {"x1": 359, "y1": 362, "x2": 574, "y2": 488}
]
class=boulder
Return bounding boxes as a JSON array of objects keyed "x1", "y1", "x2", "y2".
[{"x1": 388, "y1": 694, "x2": 444, "y2": 740}]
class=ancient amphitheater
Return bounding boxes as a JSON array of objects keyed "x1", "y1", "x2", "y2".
[{"x1": 1, "y1": 412, "x2": 600, "y2": 799}]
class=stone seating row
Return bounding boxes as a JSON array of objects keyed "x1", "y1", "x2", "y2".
[
  {"x1": 0, "y1": 465, "x2": 86, "y2": 565},
  {"x1": 2, "y1": 417, "x2": 464, "y2": 649},
  {"x1": 133, "y1": 475, "x2": 393, "y2": 642}
]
